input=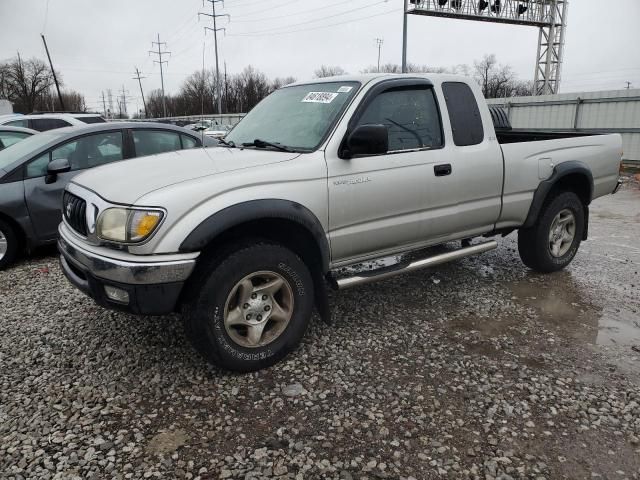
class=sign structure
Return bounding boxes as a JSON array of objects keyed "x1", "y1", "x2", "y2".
[{"x1": 405, "y1": 0, "x2": 569, "y2": 95}]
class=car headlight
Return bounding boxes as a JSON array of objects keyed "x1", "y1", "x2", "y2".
[{"x1": 96, "y1": 208, "x2": 164, "y2": 243}]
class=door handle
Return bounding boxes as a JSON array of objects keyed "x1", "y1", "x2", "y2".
[{"x1": 434, "y1": 164, "x2": 452, "y2": 177}]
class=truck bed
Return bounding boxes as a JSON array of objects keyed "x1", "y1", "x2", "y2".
[
  {"x1": 489, "y1": 105, "x2": 604, "y2": 145},
  {"x1": 497, "y1": 129, "x2": 597, "y2": 144}
]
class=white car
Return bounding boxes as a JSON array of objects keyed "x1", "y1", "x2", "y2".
[
  {"x1": 204, "y1": 124, "x2": 232, "y2": 139},
  {"x1": 0, "y1": 113, "x2": 106, "y2": 132}
]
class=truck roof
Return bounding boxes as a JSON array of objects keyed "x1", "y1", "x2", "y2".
[{"x1": 290, "y1": 72, "x2": 474, "y2": 87}]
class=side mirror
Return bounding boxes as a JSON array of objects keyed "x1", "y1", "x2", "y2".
[
  {"x1": 45, "y1": 158, "x2": 71, "y2": 184},
  {"x1": 344, "y1": 124, "x2": 388, "y2": 159}
]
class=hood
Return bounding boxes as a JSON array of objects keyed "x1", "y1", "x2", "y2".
[{"x1": 71, "y1": 147, "x2": 300, "y2": 204}]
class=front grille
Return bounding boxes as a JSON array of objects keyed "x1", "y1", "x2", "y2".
[{"x1": 63, "y1": 192, "x2": 88, "y2": 236}]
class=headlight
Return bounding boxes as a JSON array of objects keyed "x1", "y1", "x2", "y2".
[{"x1": 96, "y1": 208, "x2": 164, "y2": 243}]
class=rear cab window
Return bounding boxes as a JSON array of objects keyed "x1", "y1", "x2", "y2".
[{"x1": 442, "y1": 82, "x2": 484, "y2": 146}]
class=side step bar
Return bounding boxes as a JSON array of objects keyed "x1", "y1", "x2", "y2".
[{"x1": 334, "y1": 240, "x2": 498, "y2": 290}]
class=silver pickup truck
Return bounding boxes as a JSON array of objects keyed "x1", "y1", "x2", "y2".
[{"x1": 58, "y1": 73, "x2": 622, "y2": 371}]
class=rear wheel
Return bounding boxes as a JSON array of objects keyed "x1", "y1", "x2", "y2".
[
  {"x1": 518, "y1": 191, "x2": 585, "y2": 273},
  {"x1": 0, "y1": 219, "x2": 19, "y2": 270},
  {"x1": 183, "y1": 242, "x2": 314, "y2": 372}
]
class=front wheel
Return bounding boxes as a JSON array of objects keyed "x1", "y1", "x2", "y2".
[
  {"x1": 0, "y1": 219, "x2": 19, "y2": 270},
  {"x1": 518, "y1": 191, "x2": 585, "y2": 273},
  {"x1": 183, "y1": 242, "x2": 314, "y2": 372}
]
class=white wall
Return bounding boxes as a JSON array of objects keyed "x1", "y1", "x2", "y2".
[
  {"x1": 488, "y1": 89, "x2": 640, "y2": 162},
  {"x1": 0, "y1": 99, "x2": 13, "y2": 115}
]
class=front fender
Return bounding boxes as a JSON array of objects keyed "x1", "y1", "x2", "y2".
[{"x1": 179, "y1": 199, "x2": 331, "y2": 272}]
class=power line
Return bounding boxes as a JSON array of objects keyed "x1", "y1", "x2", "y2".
[
  {"x1": 230, "y1": 0, "x2": 388, "y2": 36},
  {"x1": 228, "y1": 7, "x2": 401, "y2": 37},
  {"x1": 227, "y1": 0, "x2": 301, "y2": 16},
  {"x1": 231, "y1": 0, "x2": 361, "y2": 22},
  {"x1": 149, "y1": 34, "x2": 170, "y2": 117}
]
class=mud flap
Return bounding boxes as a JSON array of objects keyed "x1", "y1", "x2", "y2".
[{"x1": 314, "y1": 272, "x2": 332, "y2": 325}]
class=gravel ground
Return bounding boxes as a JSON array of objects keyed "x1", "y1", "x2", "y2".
[{"x1": 1, "y1": 182, "x2": 639, "y2": 480}]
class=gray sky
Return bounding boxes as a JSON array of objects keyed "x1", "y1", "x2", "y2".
[{"x1": 1, "y1": 0, "x2": 639, "y2": 113}]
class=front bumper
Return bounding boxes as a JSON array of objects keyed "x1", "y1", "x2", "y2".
[{"x1": 58, "y1": 228, "x2": 197, "y2": 315}]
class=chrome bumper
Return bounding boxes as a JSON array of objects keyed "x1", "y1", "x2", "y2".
[{"x1": 58, "y1": 229, "x2": 196, "y2": 285}]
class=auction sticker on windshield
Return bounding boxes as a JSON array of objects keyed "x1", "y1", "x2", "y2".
[{"x1": 302, "y1": 92, "x2": 339, "y2": 103}]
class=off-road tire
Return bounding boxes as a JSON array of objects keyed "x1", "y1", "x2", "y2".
[
  {"x1": 518, "y1": 191, "x2": 585, "y2": 273},
  {"x1": 0, "y1": 219, "x2": 19, "y2": 270},
  {"x1": 183, "y1": 241, "x2": 314, "y2": 372}
]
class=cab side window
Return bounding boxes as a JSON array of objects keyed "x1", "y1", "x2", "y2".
[
  {"x1": 442, "y1": 82, "x2": 484, "y2": 146},
  {"x1": 355, "y1": 86, "x2": 443, "y2": 152},
  {"x1": 25, "y1": 132, "x2": 124, "y2": 178}
]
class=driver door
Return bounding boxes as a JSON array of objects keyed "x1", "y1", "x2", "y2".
[{"x1": 326, "y1": 80, "x2": 445, "y2": 262}]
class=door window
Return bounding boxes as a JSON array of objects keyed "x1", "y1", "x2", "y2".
[
  {"x1": 31, "y1": 118, "x2": 72, "y2": 132},
  {"x1": 25, "y1": 131, "x2": 124, "y2": 178},
  {"x1": 181, "y1": 134, "x2": 199, "y2": 149},
  {"x1": 5, "y1": 119, "x2": 29, "y2": 128},
  {"x1": 0, "y1": 131, "x2": 31, "y2": 150},
  {"x1": 355, "y1": 86, "x2": 443, "y2": 152},
  {"x1": 132, "y1": 130, "x2": 182, "y2": 157}
]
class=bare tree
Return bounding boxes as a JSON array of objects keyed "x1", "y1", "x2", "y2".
[
  {"x1": 0, "y1": 56, "x2": 58, "y2": 112},
  {"x1": 314, "y1": 65, "x2": 346, "y2": 78},
  {"x1": 473, "y1": 54, "x2": 532, "y2": 98},
  {"x1": 361, "y1": 63, "x2": 448, "y2": 74},
  {"x1": 271, "y1": 76, "x2": 297, "y2": 90},
  {"x1": 37, "y1": 90, "x2": 87, "y2": 111}
]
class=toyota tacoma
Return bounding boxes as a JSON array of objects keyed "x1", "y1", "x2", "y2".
[{"x1": 57, "y1": 74, "x2": 623, "y2": 371}]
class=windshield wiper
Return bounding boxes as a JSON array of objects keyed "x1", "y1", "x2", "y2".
[
  {"x1": 217, "y1": 137, "x2": 236, "y2": 148},
  {"x1": 242, "y1": 138, "x2": 294, "y2": 152}
]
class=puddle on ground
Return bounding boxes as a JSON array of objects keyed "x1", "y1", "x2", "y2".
[{"x1": 507, "y1": 273, "x2": 640, "y2": 346}]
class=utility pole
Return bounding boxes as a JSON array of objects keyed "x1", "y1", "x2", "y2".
[
  {"x1": 120, "y1": 85, "x2": 129, "y2": 117},
  {"x1": 200, "y1": 0, "x2": 229, "y2": 114},
  {"x1": 224, "y1": 61, "x2": 228, "y2": 115},
  {"x1": 101, "y1": 91, "x2": 107, "y2": 118},
  {"x1": 401, "y1": 0, "x2": 409, "y2": 73},
  {"x1": 40, "y1": 35, "x2": 65, "y2": 110},
  {"x1": 133, "y1": 67, "x2": 148, "y2": 118},
  {"x1": 149, "y1": 34, "x2": 170, "y2": 118},
  {"x1": 375, "y1": 38, "x2": 384, "y2": 72},
  {"x1": 107, "y1": 89, "x2": 114, "y2": 119}
]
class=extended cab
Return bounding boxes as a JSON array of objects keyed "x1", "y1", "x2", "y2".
[{"x1": 57, "y1": 74, "x2": 623, "y2": 371}]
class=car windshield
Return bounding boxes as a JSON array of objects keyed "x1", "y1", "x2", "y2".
[
  {"x1": 225, "y1": 81, "x2": 360, "y2": 151},
  {"x1": 0, "y1": 131, "x2": 63, "y2": 171}
]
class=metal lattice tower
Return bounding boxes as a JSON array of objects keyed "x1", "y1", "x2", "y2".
[{"x1": 404, "y1": 0, "x2": 569, "y2": 95}]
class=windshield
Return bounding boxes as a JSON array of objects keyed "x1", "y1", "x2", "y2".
[
  {"x1": 226, "y1": 81, "x2": 360, "y2": 151},
  {"x1": 0, "y1": 131, "x2": 63, "y2": 171}
]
